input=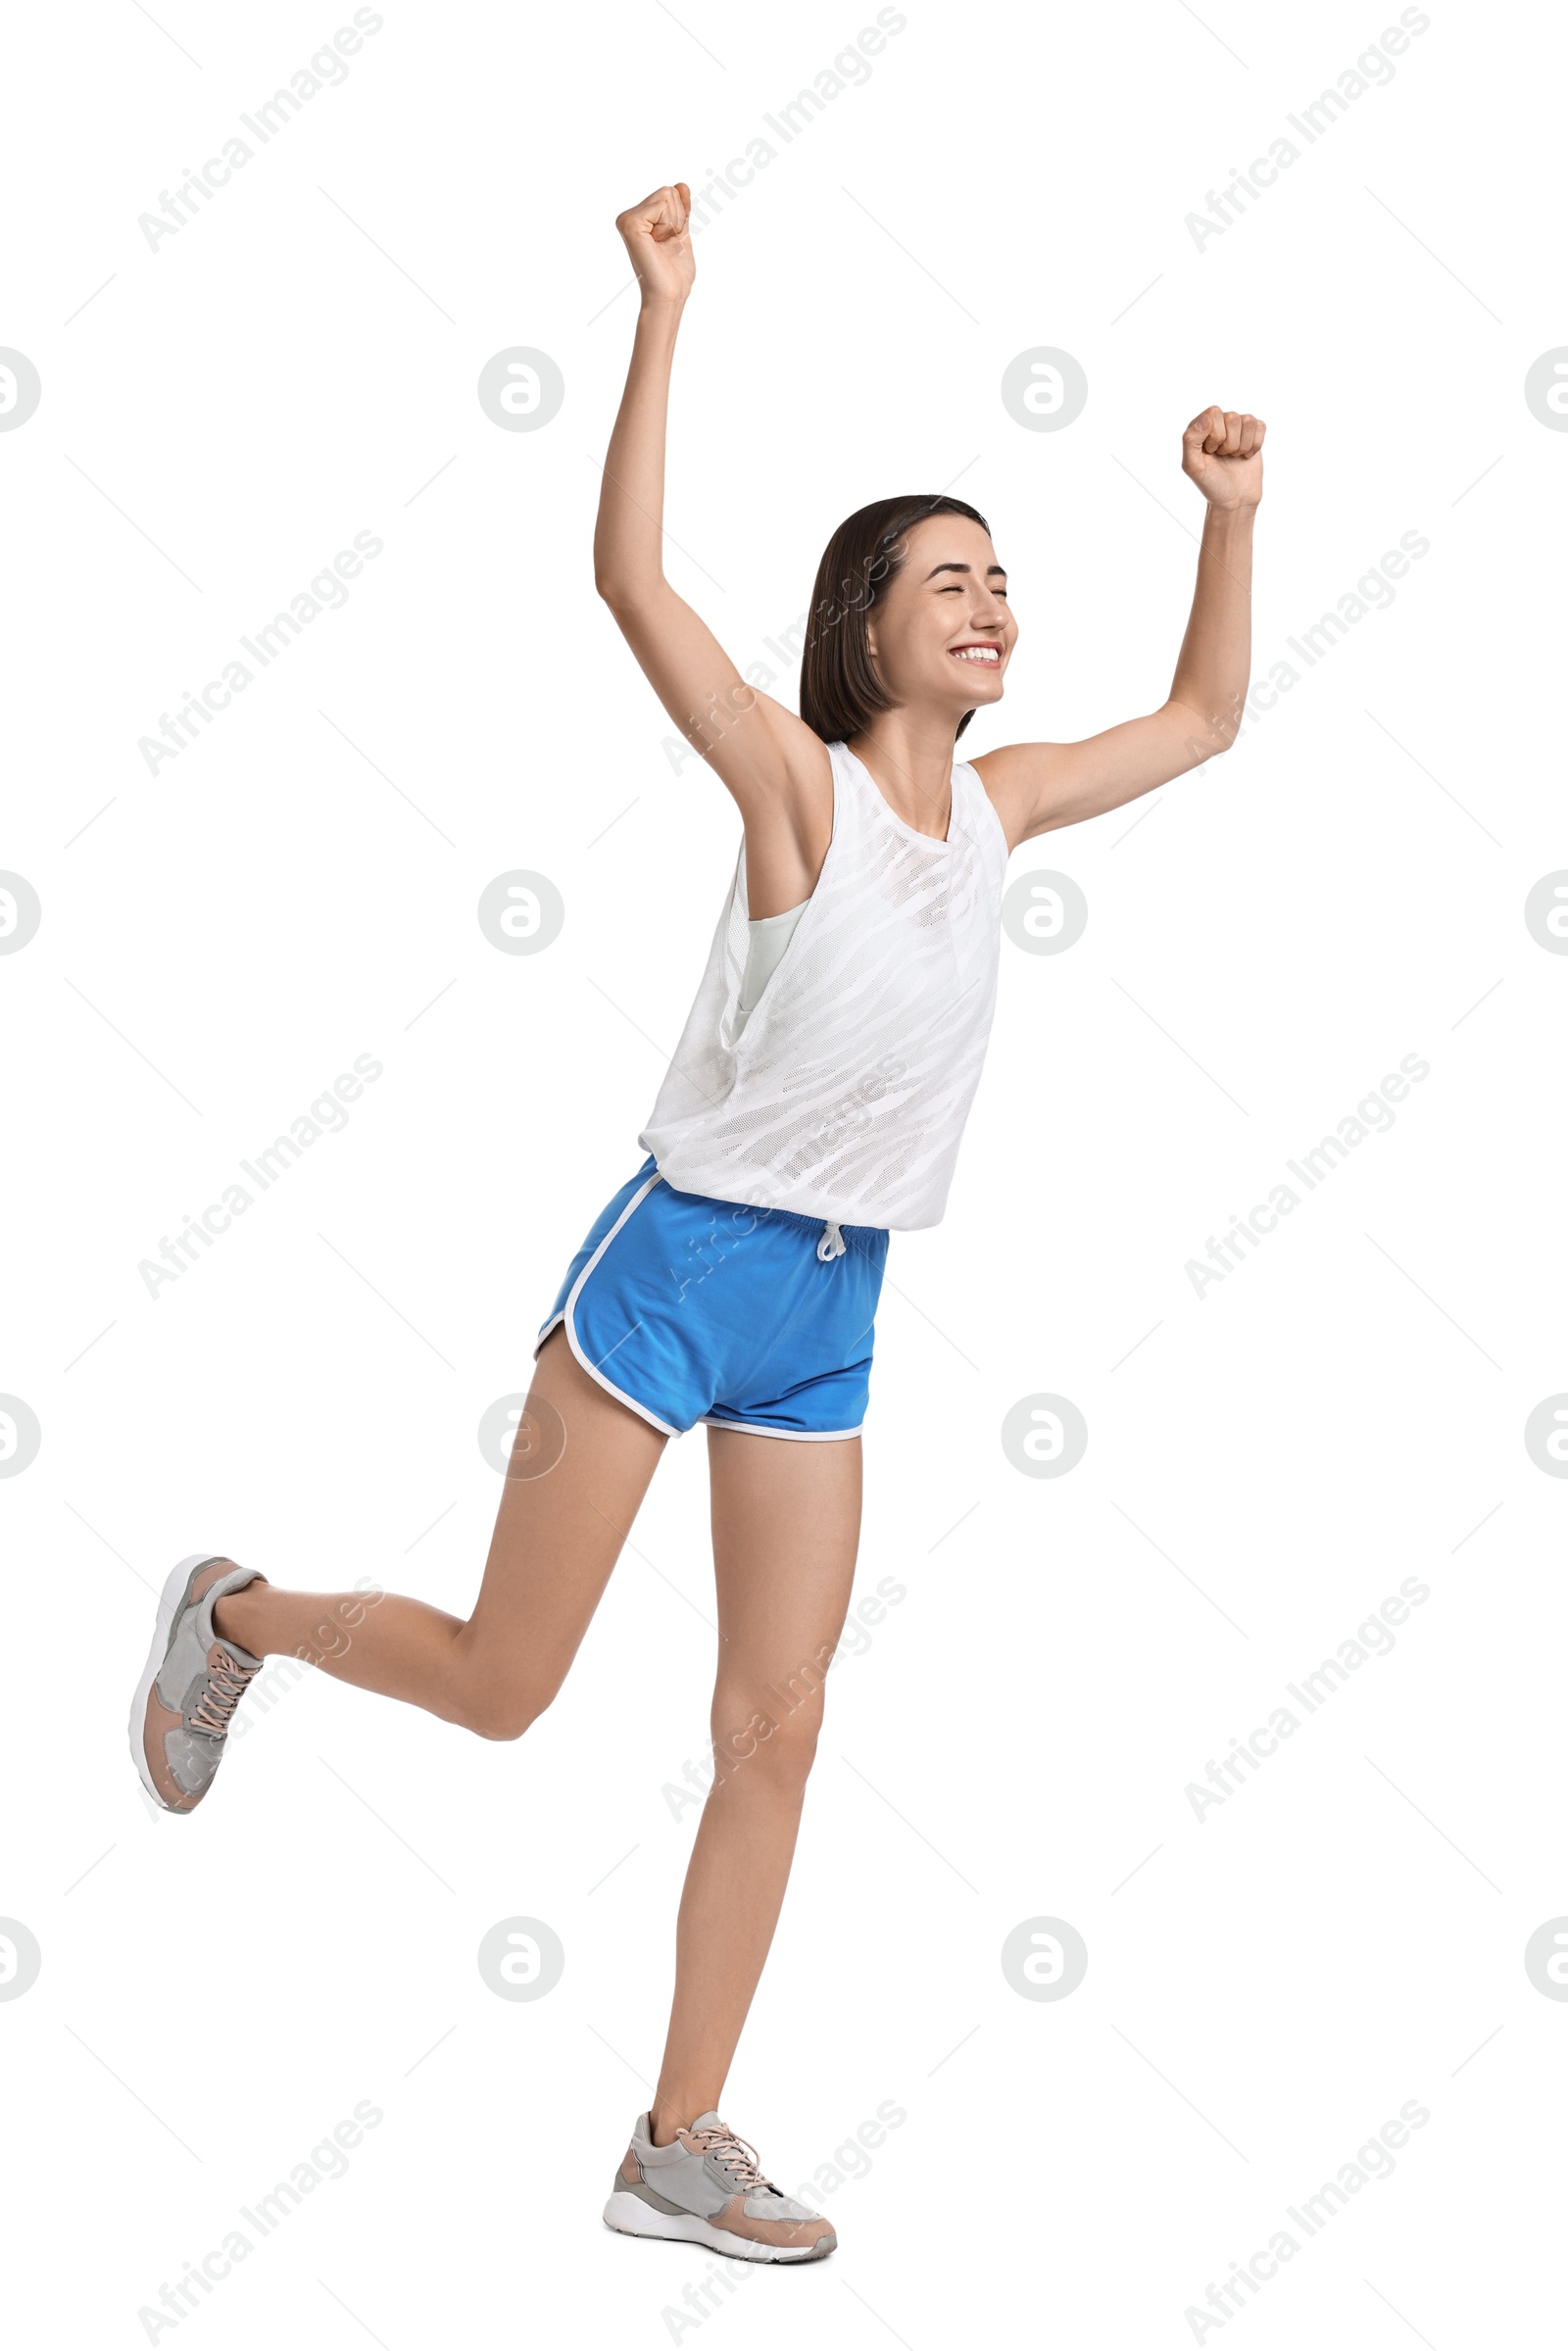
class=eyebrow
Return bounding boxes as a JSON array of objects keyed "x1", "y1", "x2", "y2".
[{"x1": 922, "y1": 561, "x2": 1007, "y2": 581}]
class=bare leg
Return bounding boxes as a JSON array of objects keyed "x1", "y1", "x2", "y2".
[
  {"x1": 648, "y1": 1425, "x2": 862, "y2": 2142},
  {"x1": 207, "y1": 1333, "x2": 860, "y2": 2139},
  {"x1": 211, "y1": 1328, "x2": 667, "y2": 1739}
]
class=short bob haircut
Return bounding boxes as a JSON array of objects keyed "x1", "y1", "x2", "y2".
[{"x1": 799, "y1": 493, "x2": 993, "y2": 746}]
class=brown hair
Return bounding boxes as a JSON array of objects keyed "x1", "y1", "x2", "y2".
[{"x1": 799, "y1": 494, "x2": 993, "y2": 746}]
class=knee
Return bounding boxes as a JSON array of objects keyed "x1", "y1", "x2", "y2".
[
  {"x1": 445, "y1": 1622, "x2": 569, "y2": 1740},
  {"x1": 715, "y1": 1697, "x2": 823, "y2": 1795}
]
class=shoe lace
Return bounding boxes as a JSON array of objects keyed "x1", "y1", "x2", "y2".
[
  {"x1": 690, "y1": 2121, "x2": 775, "y2": 2195},
  {"x1": 189, "y1": 1648, "x2": 259, "y2": 1739}
]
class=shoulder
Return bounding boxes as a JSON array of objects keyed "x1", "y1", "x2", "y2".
[{"x1": 961, "y1": 747, "x2": 1024, "y2": 856}]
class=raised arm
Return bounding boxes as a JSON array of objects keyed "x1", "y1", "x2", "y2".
[
  {"x1": 972, "y1": 407, "x2": 1264, "y2": 849},
  {"x1": 593, "y1": 184, "x2": 828, "y2": 901}
]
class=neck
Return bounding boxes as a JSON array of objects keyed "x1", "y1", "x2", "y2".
[{"x1": 848, "y1": 711, "x2": 961, "y2": 839}]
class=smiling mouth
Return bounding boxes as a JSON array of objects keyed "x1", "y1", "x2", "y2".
[{"x1": 950, "y1": 644, "x2": 1002, "y2": 666}]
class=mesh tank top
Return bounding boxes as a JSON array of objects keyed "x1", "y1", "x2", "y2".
[{"x1": 638, "y1": 739, "x2": 1010, "y2": 1230}]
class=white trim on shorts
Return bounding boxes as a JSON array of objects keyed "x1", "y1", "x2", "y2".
[
  {"x1": 698, "y1": 1415, "x2": 865, "y2": 1442},
  {"x1": 534, "y1": 1171, "x2": 680, "y2": 1438}
]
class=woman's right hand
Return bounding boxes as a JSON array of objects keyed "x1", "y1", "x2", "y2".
[{"x1": 614, "y1": 182, "x2": 695, "y2": 308}]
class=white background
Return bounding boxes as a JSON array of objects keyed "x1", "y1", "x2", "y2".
[{"x1": 4, "y1": 0, "x2": 1565, "y2": 2343}]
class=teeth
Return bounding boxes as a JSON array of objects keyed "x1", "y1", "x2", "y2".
[{"x1": 953, "y1": 647, "x2": 1000, "y2": 662}]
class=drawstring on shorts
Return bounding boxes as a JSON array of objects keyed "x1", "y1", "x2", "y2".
[{"x1": 816, "y1": 1220, "x2": 846, "y2": 1263}]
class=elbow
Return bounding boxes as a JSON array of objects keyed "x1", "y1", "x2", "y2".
[
  {"x1": 594, "y1": 569, "x2": 662, "y2": 616},
  {"x1": 1168, "y1": 696, "x2": 1242, "y2": 764},
  {"x1": 1210, "y1": 690, "x2": 1246, "y2": 754}
]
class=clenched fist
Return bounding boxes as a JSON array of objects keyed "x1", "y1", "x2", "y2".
[
  {"x1": 1182, "y1": 406, "x2": 1266, "y2": 510},
  {"x1": 615, "y1": 183, "x2": 695, "y2": 308}
]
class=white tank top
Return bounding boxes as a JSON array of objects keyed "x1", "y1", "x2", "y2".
[{"x1": 639, "y1": 739, "x2": 1010, "y2": 1230}]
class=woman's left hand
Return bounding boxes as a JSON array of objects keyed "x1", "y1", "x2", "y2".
[{"x1": 1182, "y1": 406, "x2": 1266, "y2": 510}]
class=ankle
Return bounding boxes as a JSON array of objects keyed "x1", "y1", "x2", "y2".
[
  {"x1": 649, "y1": 2097, "x2": 711, "y2": 2147},
  {"x1": 213, "y1": 1576, "x2": 269, "y2": 1652}
]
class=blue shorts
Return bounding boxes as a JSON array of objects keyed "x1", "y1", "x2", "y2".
[{"x1": 535, "y1": 1156, "x2": 889, "y2": 1440}]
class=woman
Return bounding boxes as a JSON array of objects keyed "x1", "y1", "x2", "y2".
[{"x1": 129, "y1": 181, "x2": 1264, "y2": 2264}]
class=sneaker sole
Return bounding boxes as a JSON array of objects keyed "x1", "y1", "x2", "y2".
[
  {"x1": 127, "y1": 1552, "x2": 227, "y2": 1810},
  {"x1": 601, "y1": 2190, "x2": 835, "y2": 2262}
]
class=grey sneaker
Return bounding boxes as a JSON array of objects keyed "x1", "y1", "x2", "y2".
[
  {"x1": 129, "y1": 1554, "x2": 267, "y2": 1813},
  {"x1": 604, "y1": 2110, "x2": 836, "y2": 2261}
]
